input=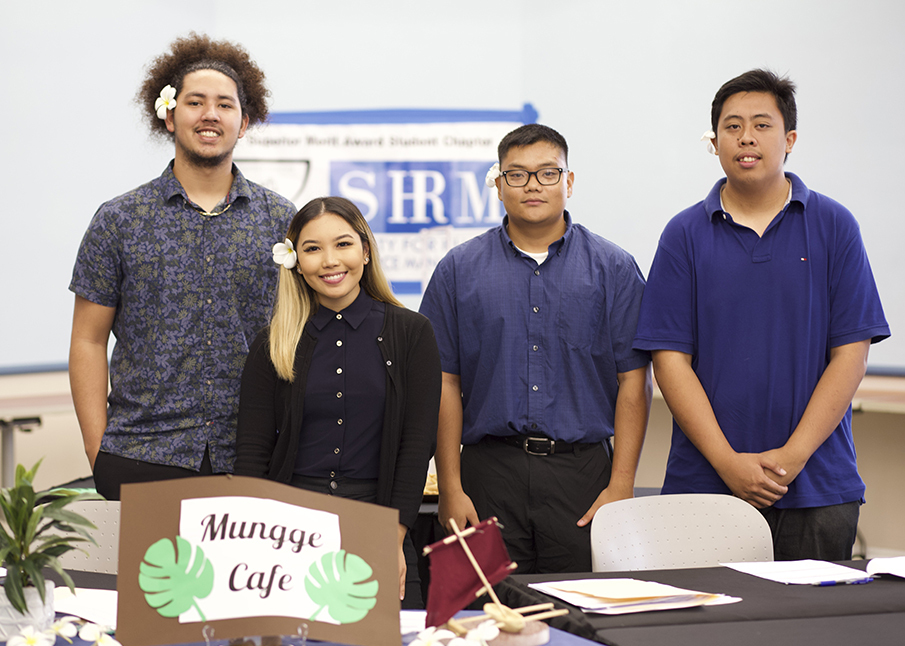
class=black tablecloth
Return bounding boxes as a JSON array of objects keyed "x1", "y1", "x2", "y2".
[{"x1": 494, "y1": 560, "x2": 905, "y2": 644}]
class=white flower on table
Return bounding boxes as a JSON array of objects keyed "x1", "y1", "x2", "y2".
[
  {"x1": 7, "y1": 625, "x2": 55, "y2": 646},
  {"x1": 78, "y1": 623, "x2": 121, "y2": 646},
  {"x1": 44, "y1": 616, "x2": 80, "y2": 643},
  {"x1": 466, "y1": 619, "x2": 500, "y2": 644},
  {"x1": 448, "y1": 619, "x2": 501, "y2": 646},
  {"x1": 272, "y1": 238, "x2": 298, "y2": 269},
  {"x1": 410, "y1": 625, "x2": 458, "y2": 646}
]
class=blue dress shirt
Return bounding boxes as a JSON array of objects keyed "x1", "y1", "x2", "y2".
[{"x1": 420, "y1": 212, "x2": 649, "y2": 444}]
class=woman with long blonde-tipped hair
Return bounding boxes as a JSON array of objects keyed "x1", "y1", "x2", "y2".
[{"x1": 235, "y1": 196, "x2": 441, "y2": 608}]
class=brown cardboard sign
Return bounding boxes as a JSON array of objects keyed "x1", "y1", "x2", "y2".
[{"x1": 116, "y1": 475, "x2": 400, "y2": 646}]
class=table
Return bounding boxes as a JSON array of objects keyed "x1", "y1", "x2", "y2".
[
  {"x1": 495, "y1": 560, "x2": 905, "y2": 645},
  {"x1": 46, "y1": 571, "x2": 597, "y2": 646}
]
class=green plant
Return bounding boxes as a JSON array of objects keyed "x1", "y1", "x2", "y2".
[{"x1": 0, "y1": 461, "x2": 103, "y2": 613}]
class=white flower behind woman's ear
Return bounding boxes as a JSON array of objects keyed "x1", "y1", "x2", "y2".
[{"x1": 272, "y1": 238, "x2": 298, "y2": 269}]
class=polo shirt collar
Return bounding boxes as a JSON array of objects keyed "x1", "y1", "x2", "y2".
[
  {"x1": 310, "y1": 288, "x2": 374, "y2": 331},
  {"x1": 704, "y1": 172, "x2": 811, "y2": 222},
  {"x1": 500, "y1": 210, "x2": 572, "y2": 255}
]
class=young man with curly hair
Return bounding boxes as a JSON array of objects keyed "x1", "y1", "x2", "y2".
[
  {"x1": 69, "y1": 33, "x2": 296, "y2": 500},
  {"x1": 634, "y1": 70, "x2": 890, "y2": 560}
]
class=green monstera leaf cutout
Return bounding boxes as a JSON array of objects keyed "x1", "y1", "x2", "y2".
[
  {"x1": 139, "y1": 536, "x2": 214, "y2": 622},
  {"x1": 304, "y1": 549, "x2": 378, "y2": 623}
]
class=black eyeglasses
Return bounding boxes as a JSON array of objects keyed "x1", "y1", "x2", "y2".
[{"x1": 501, "y1": 167, "x2": 566, "y2": 187}]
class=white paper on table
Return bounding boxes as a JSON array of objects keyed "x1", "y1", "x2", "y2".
[
  {"x1": 400, "y1": 610, "x2": 426, "y2": 635},
  {"x1": 866, "y1": 556, "x2": 905, "y2": 579},
  {"x1": 54, "y1": 587, "x2": 118, "y2": 629},
  {"x1": 722, "y1": 559, "x2": 873, "y2": 585},
  {"x1": 529, "y1": 579, "x2": 739, "y2": 615}
]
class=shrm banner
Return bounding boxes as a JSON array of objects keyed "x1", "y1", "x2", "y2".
[{"x1": 234, "y1": 105, "x2": 537, "y2": 303}]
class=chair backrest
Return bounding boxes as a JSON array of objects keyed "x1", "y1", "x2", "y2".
[
  {"x1": 590, "y1": 493, "x2": 773, "y2": 572},
  {"x1": 56, "y1": 500, "x2": 120, "y2": 575}
]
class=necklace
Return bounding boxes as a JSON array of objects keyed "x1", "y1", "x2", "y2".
[{"x1": 187, "y1": 198, "x2": 233, "y2": 218}]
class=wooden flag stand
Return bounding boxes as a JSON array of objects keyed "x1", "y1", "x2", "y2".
[{"x1": 435, "y1": 519, "x2": 568, "y2": 643}]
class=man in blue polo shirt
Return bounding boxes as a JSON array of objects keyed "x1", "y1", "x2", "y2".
[
  {"x1": 420, "y1": 124, "x2": 652, "y2": 573},
  {"x1": 634, "y1": 69, "x2": 890, "y2": 560}
]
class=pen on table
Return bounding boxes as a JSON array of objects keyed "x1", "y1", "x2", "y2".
[{"x1": 812, "y1": 577, "x2": 873, "y2": 586}]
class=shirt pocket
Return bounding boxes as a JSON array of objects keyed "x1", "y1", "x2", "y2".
[{"x1": 557, "y1": 286, "x2": 600, "y2": 348}]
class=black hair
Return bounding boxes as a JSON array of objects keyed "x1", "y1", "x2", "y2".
[
  {"x1": 711, "y1": 69, "x2": 797, "y2": 133},
  {"x1": 498, "y1": 124, "x2": 569, "y2": 165}
]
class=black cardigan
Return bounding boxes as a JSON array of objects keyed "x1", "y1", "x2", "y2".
[{"x1": 234, "y1": 304, "x2": 441, "y2": 528}]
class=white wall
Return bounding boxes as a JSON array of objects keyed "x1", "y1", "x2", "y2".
[{"x1": 2, "y1": 0, "x2": 903, "y2": 371}]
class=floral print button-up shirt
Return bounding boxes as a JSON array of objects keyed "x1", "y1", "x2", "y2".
[{"x1": 70, "y1": 162, "x2": 296, "y2": 472}]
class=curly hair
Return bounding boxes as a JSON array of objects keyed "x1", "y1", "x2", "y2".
[{"x1": 136, "y1": 32, "x2": 270, "y2": 139}]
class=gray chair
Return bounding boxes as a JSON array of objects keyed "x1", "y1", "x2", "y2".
[
  {"x1": 590, "y1": 493, "x2": 773, "y2": 572},
  {"x1": 55, "y1": 500, "x2": 120, "y2": 575}
]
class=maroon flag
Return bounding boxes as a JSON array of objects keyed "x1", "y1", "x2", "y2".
[{"x1": 424, "y1": 518, "x2": 513, "y2": 627}]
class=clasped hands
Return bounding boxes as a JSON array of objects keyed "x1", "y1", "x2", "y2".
[{"x1": 716, "y1": 446, "x2": 807, "y2": 508}]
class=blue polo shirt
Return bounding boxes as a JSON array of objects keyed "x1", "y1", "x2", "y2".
[
  {"x1": 634, "y1": 173, "x2": 890, "y2": 508},
  {"x1": 420, "y1": 212, "x2": 650, "y2": 445}
]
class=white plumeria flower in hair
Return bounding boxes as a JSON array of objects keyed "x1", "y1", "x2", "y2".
[
  {"x1": 155, "y1": 85, "x2": 178, "y2": 120},
  {"x1": 78, "y1": 623, "x2": 121, "y2": 646},
  {"x1": 701, "y1": 130, "x2": 717, "y2": 155},
  {"x1": 45, "y1": 616, "x2": 81, "y2": 643},
  {"x1": 8, "y1": 626, "x2": 55, "y2": 646},
  {"x1": 484, "y1": 162, "x2": 501, "y2": 187},
  {"x1": 272, "y1": 238, "x2": 298, "y2": 269}
]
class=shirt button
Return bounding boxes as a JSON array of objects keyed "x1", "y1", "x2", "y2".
[
  {"x1": 336, "y1": 340, "x2": 343, "y2": 347},
  {"x1": 336, "y1": 367, "x2": 343, "y2": 374},
  {"x1": 532, "y1": 385, "x2": 539, "y2": 391},
  {"x1": 533, "y1": 345, "x2": 539, "y2": 351},
  {"x1": 206, "y1": 256, "x2": 213, "y2": 263},
  {"x1": 337, "y1": 392, "x2": 343, "y2": 398},
  {"x1": 206, "y1": 299, "x2": 212, "y2": 304},
  {"x1": 534, "y1": 270, "x2": 540, "y2": 276},
  {"x1": 334, "y1": 448, "x2": 340, "y2": 454},
  {"x1": 330, "y1": 481, "x2": 338, "y2": 490},
  {"x1": 386, "y1": 360, "x2": 392, "y2": 366},
  {"x1": 337, "y1": 419, "x2": 343, "y2": 425},
  {"x1": 533, "y1": 306, "x2": 539, "y2": 313},
  {"x1": 330, "y1": 471, "x2": 336, "y2": 477},
  {"x1": 377, "y1": 336, "x2": 383, "y2": 342},
  {"x1": 206, "y1": 380, "x2": 212, "y2": 385},
  {"x1": 336, "y1": 314, "x2": 342, "y2": 320},
  {"x1": 207, "y1": 340, "x2": 212, "y2": 346}
]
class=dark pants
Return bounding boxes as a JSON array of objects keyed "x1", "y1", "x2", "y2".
[
  {"x1": 289, "y1": 474, "x2": 424, "y2": 610},
  {"x1": 759, "y1": 501, "x2": 861, "y2": 561},
  {"x1": 93, "y1": 449, "x2": 214, "y2": 501},
  {"x1": 461, "y1": 436, "x2": 612, "y2": 574}
]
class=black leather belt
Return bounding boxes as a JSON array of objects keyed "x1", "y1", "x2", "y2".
[{"x1": 486, "y1": 434, "x2": 596, "y2": 456}]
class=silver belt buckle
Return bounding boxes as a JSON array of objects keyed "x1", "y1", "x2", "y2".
[{"x1": 523, "y1": 436, "x2": 554, "y2": 455}]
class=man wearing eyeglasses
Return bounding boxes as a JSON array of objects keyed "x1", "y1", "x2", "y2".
[{"x1": 420, "y1": 124, "x2": 652, "y2": 573}]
